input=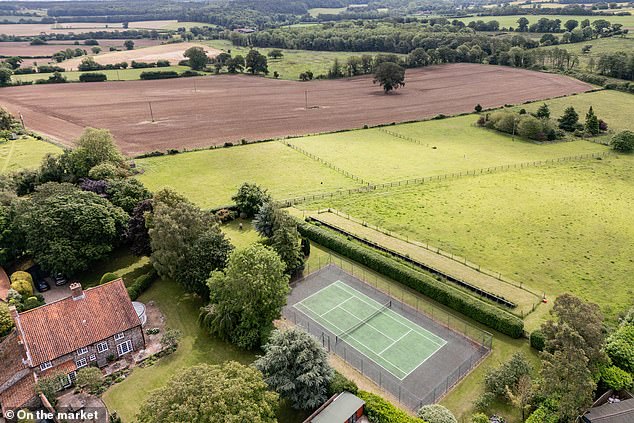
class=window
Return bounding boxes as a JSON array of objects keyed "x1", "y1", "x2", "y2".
[
  {"x1": 89, "y1": 354, "x2": 96, "y2": 362},
  {"x1": 63, "y1": 371, "x2": 76, "y2": 388},
  {"x1": 114, "y1": 332, "x2": 125, "y2": 341},
  {"x1": 40, "y1": 361, "x2": 52, "y2": 371},
  {"x1": 117, "y1": 340, "x2": 133, "y2": 357},
  {"x1": 76, "y1": 347, "x2": 88, "y2": 355},
  {"x1": 76, "y1": 357, "x2": 88, "y2": 368},
  {"x1": 97, "y1": 342, "x2": 109, "y2": 353}
]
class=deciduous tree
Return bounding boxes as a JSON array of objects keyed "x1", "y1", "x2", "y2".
[
  {"x1": 373, "y1": 62, "x2": 405, "y2": 94},
  {"x1": 184, "y1": 46, "x2": 209, "y2": 71}
]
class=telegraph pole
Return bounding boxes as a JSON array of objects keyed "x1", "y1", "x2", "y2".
[{"x1": 148, "y1": 101, "x2": 155, "y2": 122}]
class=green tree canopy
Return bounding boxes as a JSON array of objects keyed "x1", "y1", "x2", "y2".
[
  {"x1": 200, "y1": 244, "x2": 289, "y2": 349},
  {"x1": 417, "y1": 404, "x2": 457, "y2": 423},
  {"x1": 611, "y1": 130, "x2": 634, "y2": 153},
  {"x1": 232, "y1": 182, "x2": 271, "y2": 218},
  {"x1": 16, "y1": 183, "x2": 128, "y2": 275},
  {"x1": 585, "y1": 106, "x2": 600, "y2": 135},
  {"x1": 184, "y1": 46, "x2": 209, "y2": 71},
  {"x1": 137, "y1": 362, "x2": 278, "y2": 423},
  {"x1": 245, "y1": 49, "x2": 268, "y2": 75},
  {"x1": 255, "y1": 328, "x2": 333, "y2": 410},
  {"x1": 558, "y1": 106, "x2": 579, "y2": 132},
  {"x1": 67, "y1": 128, "x2": 125, "y2": 179},
  {"x1": 373, "y1": 62, "x2": 405, "y2": 94}
]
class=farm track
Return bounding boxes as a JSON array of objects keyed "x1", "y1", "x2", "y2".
[{"x1": 0, "y1": 63, "x2": 592, "y2": 155}]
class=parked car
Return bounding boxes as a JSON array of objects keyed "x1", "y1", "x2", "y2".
[
  {"x1": 35, "y1": 278, "x2": 50, "y2": 293},
  {"x1": 28, "y1": 265, "x2": 51, "y2": 293},
  {"x1": 53, "y1": 273, "x2": 68, "y2": 286}
]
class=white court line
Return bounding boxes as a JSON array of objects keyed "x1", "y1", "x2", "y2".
[
  {"x1": 319, "y1": 296, "x2": 355, "y2": 317},
  {"x1": 378, "y1": 329, "x2": 412, "y2": 355},
  {"x1": 294, "y1": 281, "x2": 350, "y2": 308},
  {"x1": 334, "y1": 281, "x2": 446, "y2": 348}
]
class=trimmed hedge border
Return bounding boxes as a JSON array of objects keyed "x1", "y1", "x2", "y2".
[
  {"x1": 358, "y1": 391, "x2": 425, "y2": 423},
  {"x1": 127, "y1": 271, "x2": 157, "y2": 301},
  {"x1": 298, "y1": 222, "x2": 524, "y2": 338}
]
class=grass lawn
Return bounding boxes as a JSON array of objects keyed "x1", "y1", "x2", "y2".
[
  {"x1": 456, "y1": 14, "x2": 634, "y2": 30},
  {"x1": 0, "y1": 136, "x2": 62, "y2": 173},
  {"x1": 308, "y1": 7, "x2": 347, "y2": 17},
  {"x1": 12, "y1": 65, "x2": 195, "y2": 83},
  {"x1": 204, "y1": 39, "x2": 405, "y2": 81},
  {"x1": 305, "y1": 154, "x2": 634, "y2": 327},
  {"x1": 101, "y1": 278, "x2": 257, "y2": 422},
  {"x1": 221, "y1": 218, "x2": 264, "y2": 249},
  {"x1": 135, "y1": 141, "x2": 362, "y2": 208},
  {"x1": 287, "y1": 114, "x2": 608, "y2": 183},
  {"x1": 74, "y1": 247, "x2": 152, "y2": 288},
  {"x1": 539, "y1": 34, "x2": 634, "y2": 71}
]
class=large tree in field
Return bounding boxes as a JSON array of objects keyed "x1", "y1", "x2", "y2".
[
  {"x1": 199, "y1": 244, "x2": 289, "y2": 349},
  {"x1": 232, "y1": 182, "x2": 271, "y2": 218},
  {"x1": 137, "y1": 362, "x2": 278, "y2": 423},
  {"x1": 373, "y1": 62, "x2": 405, "y2": 94},
  {"x1": 184, "y1": 46, "x2": 209, "y2": 70},
  {"x1": 16, "y1": 183, "x2": 128, "y2": 275},
  {"x1": 245, "y1": 49, "x2": 268, "y2": 75},
  {"x1": 147, "y1": 188, "x2": 231, "y2": 296},
  {"x1": 255, "y1": 328, "x2": 333, "y2": 410}
]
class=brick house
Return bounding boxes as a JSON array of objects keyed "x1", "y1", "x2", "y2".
[{"x1": 0, "y1": 279, "x2": 144, "y2": 415}]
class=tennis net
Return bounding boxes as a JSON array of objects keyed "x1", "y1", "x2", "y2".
[{"x1": 336, "y1": 300, "x2": 391, "y2": 344}]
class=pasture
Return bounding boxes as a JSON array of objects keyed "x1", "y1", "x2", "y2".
[
  {"x1": 305, "y1": 155, "x2": 634, "y2": 324},
  {"x1": 539, "y1": 34, "x2": 634, "y2": 71},
  {"x1": 0, "y1": 20, "x2": 184, "y2": 36},
  {"x1": 457, "y1": 13, "x2": 634, "y2": 30},
  {"x1": 11, "y1": 65, "x2": 194, "y2": 83},
  {"x1": 0, "y1": 64, "x2": 592, "y2": 155},
  {"x1": 0, "y1": 136, "x2": 62, "y2": 174},
  {"x1": 135, "y1": 141, "x2": 362, "y2": 208},
  {"x1": 286, "y1": 115, "x2": 607, "y2": 183}
]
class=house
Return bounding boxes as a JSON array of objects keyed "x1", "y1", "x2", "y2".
[
  {"x1": 0, "y1": 279, "x2": 144, "y2": 415},
  {"x1": 304, "y1": 391, "x2": 366, "y2": 423},
  {"x1": 581, "y1": 397, "x2": 634, "y2": 423}
]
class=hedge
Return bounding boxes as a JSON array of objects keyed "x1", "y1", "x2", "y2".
[
  {"x1": 530, "y1": 329, "x2": 545, "y2": 351},
  {"x1": 10, "y1": 271, "x2": 33, "y2": 285},
  {"x1": 79, "y1": 72, "x2": 107, "y2": 82},
  {"x1": 100, "y1": 272, "x2": 119, "y2": 285},
  {"x1": 358, "y1": 391, "x2": 425, "y2": 423},
  {"x1": 140, "y1": 71, "x2": 179, "y2": 80},
  {"x1": 298, "y1": 223, "x2": 524, "y2": 338},
  {"x1": 127, "y1": 271, "x2": 157, "y2": 301}
]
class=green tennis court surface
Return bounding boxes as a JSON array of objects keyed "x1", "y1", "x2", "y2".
[{"x1": 294, "y1": 280, "x2": 446, "y2": 380}]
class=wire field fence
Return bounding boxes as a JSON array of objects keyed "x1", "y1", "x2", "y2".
[
  {"x1": 280, "y1": 151, "x2": 612, "y2": 206},
  {"x1": 285, "y1": 264, "x2": 492, "y2": 411}
]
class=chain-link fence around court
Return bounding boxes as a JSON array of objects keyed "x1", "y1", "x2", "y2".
[{"x1": 284, "y1": 264, "x2": 492, "y2": 412}]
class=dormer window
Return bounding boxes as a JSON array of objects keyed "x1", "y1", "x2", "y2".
[
  {"x1": 114, "y1": 332, "x2": 125, "y2": 341},
  {"x1": 77, "y1": 347, "x2": 88, "y2": 355},
  {"x1": 40, "y1": 361, "x2": 52, "y2": 371}
]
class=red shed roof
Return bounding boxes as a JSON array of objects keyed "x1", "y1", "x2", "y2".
[{"x1": 16, "y1": 279, "x2": 140, "y2": 366}]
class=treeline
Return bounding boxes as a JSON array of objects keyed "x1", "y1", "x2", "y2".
[
  {"x1": 596, "y1": 51, "x2": 634, "y2": 81},
  {"x1": 0, "y1": 30, "x2": 161, "y2": 42},
  {"x1": 472, "y1": 4, "x2": 630, "y2": 17}
]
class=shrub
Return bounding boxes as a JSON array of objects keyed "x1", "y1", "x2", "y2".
[
  {"x1": 22, "y1": 296, "x2": 44, "y2": 311},
  {"x1": 484, "y1": 352, "x2": 532, "y2": 398},
  {"x1": 100, "y1": 272, "x2": 119, "y2": 285},
  {"x1": 530, "y1": 329, "x2": 545, "y2": 351},
  {"x1": 525, "y1": 399, "x2": 559, "y2": 423},
  {"x1": 358, "y1": 391, "x2": 424, "y2": 423},
  {"x1": 470, "y1": 413, "x2": 489, "y2": 423},
  {"x1": 131, "y1": 60, "x2": 156, "y2": 69},
  {"x1": 473, "y1": 392, "x2": 495, "y2": 412},
  {"x1": 417, "y1": 404, "x2": 457, "y2": 423},
  {"x1": 600, "y1": 365, "x2": 633, "y2": 391},
  {"x1": 491, "y1": 111, "x2": 517, "y2": 134},
  {"x1": 127, "y1": 271, "x2": 157, "y2": 301},
  {"x1": 0, "y1": 304, "x2": 14, "y2": 337},
  {"x1": 139, "y1": 71, "x2": 179, "y2": 80},
  {"x1": 327, "y1": 370, "x2": 358, "y2": 396},
  {"x1": 156, "y1": 60, "x2": 170, "y2": 67},
  {"x1": 79, "y1": 72, "x2": 107, "y2": 82},
  {"x1": 88, "y1": 162, "x2": 125, "y2": 180},
  {"x1": 10, "y1": 271, "x2": 33, "y2": 285},
  {"x1": 611, "y1": 130, "x2": 634, "y2": 153},
  {"x1": 298, "y1": 222, "x2": 524, "y2": 337},
  {"x1": 605, "y1": 325, "x2": 634, "y2": 373},
  {"x1": 10, "y1": 279, "x2": 33, "y2": 297},
  {"x1": 180, "y1": 70, "x2": 201, "y2": 77},
  {"x1": 517, "y1": 115, "x2": 545, "y2": 141},
  {"x1": 76, "y1": 367, "x2": 105, "y2": 394},
  {"x1": 474, "y1": 104, "x2": 482, "y2": 113}
]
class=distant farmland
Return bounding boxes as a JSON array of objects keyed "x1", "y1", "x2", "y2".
[{"x1": 0, "y1": 64, "x2": 592, "y2": 155}]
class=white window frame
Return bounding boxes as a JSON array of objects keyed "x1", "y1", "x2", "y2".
[
  {"x1": 76, "y1": 347, "x2": 88, "y2": 355},
  {"x1": 76, "y1": 357, "x2": 88, "y2": 368},
  {"x1": 40, "y1": 361, "x2": 52, "y2": 371},
  {"x1": 116, "y1": 340, "x2": 133, "y2": 357},
  {"x1": 97, "y1": 342, "x2": 109, "y2": 353},
  {"x1": 114, "y1": 332, "x2": 125, "y2": 341},
  {"x1": 64, "y1": 371, "x2": 77, "y2": 388},
  {"x1": 89, "y1": 354, "x2": 96, "y2": 362}
]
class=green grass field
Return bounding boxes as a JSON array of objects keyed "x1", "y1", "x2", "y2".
[
  {"x1": 306, "y1": 154, "x2": 634, "y2": 324},
  {"x1": 457, "y1": 14, "x2": 634, "y2": 30},
  {"x1": 11, "y1": 65, "x2": 195, "y2": 83},
  {"x1": 308, "y1": 7, "x2": 347, "y2": 17},
  {"x1": 135, "y1": 141, "x2": 362, "y2": 208},
  {"x1": 0, "y1": 136, "x2": 62, "y2": 173},
  {"x1": 287, "y1": 115, "x2": 608, "y2": 183},
  {"x1": 540, "y1": 34, "x2": 634, "y2": 71},
  {"x1": 204, "y1": 39, "x2": 404, "y2": 81}
]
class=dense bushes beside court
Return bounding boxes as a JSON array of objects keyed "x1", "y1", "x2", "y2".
[
  {"x1": 298, "y1": 222, "x2": 524, "y2": 338},
  {"x1": 358, "y1": 391, "x2": 425, "y2": 423},
  {"x1": 127, "y1": 271, "x2": 157, "y2": 301},
  {"x1": 140, "y1": 71, "x2": 179, "y2": 80}
]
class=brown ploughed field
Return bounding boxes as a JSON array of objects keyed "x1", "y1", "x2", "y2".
[
  {"x1": 0, "y1": 63, "x2": 592, "y2": 155},
  {"x1": 0, "y1": 39, "x2": 164, "y2": 58}
]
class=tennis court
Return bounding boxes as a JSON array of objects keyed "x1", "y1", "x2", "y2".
[{"x1": 294, "y1": 280, "x2": 446, "y2": 380}]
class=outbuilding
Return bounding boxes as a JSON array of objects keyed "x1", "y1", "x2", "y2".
[
  {"x1": 304, "y1": 392, "x2": 365, "y2": 423},
  {"x1": 581, "y1": 397, "x2": 634, "y2": 423}
]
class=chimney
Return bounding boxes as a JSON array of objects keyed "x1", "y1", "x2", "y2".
[{"x1": 70, "y1": 283, "x2": 85, "y2": 300}]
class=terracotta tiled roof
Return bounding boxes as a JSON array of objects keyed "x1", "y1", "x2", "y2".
[
  {"x1": 17, "y1": 279, "x2": 140, "y2": 366},
  {"x1": 0, "y1": 373, "x2": 36, "y2": 412},
  {"x1": 0, "y1": 332, "x2": 28, "y2": 387},
  {"x1": 0, "y1": 266, "x2": 10, "y2": 302}
]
